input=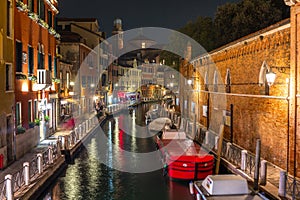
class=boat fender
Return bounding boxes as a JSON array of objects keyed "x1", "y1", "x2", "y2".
[
  {"x1": 189, "y1": 181, "x2": 194, "y2": 194},
  {"x1": 163, "y1": 164, "x2": 168, "y2": 176}
]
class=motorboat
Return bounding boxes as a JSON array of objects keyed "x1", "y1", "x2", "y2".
[
  {"x1": 156, "y1": 130, "x2": 214, "y2": 181},
  {"x1": 193, "y1": 174, "x2": 265, "y2": 199},
  {"x1": 145, "y1": 104, "x2": 161, "y2": 124},
  {"x1": 148, "y1": 117, "x2": 172, "y2": 132}
]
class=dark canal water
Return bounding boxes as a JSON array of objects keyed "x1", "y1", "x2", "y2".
[{"x1": 40, "y1": 104, "x2": 194, "y2": 200}]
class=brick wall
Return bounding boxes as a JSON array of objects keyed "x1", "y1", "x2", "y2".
[{"x1": 182, "y1": 19, "x2": 293, "y2": 169}]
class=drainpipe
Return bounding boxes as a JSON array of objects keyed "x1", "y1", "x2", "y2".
[
  {"x1": 207, "y1": 92, "x2": 210, "y2": 129},
  {"x1": 230, "y1": 104, "x2": 233, "y2": 143},
  {"x1": 293, "y1": 59, "x2": 297, "y2": 179}
]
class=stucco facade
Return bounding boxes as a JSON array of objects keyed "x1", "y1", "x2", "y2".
[
  {"x1": 0, "y1": 0, "x2": 15, "y2": 167},
  {"x1": 14, "y1": 0, "x2": 59, "y2": 134}
]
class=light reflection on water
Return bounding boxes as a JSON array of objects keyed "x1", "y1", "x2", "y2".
[{"x1": 41, "y1": 104, "x2": 194, "y2": 200}]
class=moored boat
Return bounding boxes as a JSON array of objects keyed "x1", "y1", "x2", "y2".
[
  {"x1": 192, "y1": 174, "x2": 265, "y2": 199},
  {"x1": 156, "y1": 130, "x2": 214, "y2": 181},
  {"x1": 145, "y1": 104, "x2": 161, "y2": 124}
]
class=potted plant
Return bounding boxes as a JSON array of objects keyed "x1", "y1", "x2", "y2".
[
  {"x1": 54, "y1": 33, "x2": 61, "y2": 39},
  {"x1": 17, "y1": 126, "x2": 26, "y2": 134},
  {"x1": 16, "y1": 72, "x2": 27, "y2": 80},
  {"x1": 34, "y1": 118, "x2": 40, "y2": 126},
  {"x1": 48, "y1": 27, "x2": 56, "y2": 35},
  {"x1": 28, "y1": 74, "x2": 37, "y2": 82},
  {"x1": 38, "y1": 19, "x2": 49, "y2": 29},
  {"x1": 28, "y1": 12, "x2": 38, "y2": 22},
  {"x1": 16, "y1": 0, "x2": 28, "y2": 12},
  {"x1": 44, "y1": 115, "x2": 50, "y2": 122},
  {"x1": 29, "y1": 122, "x2": 35, "y2": 128}
]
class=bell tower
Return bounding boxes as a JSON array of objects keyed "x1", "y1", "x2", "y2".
[{"x1": 112, "y1": 18, "x2": 123, "y2": 50}]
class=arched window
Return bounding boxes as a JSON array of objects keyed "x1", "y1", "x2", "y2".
[
  {"x1": 204, "y1": 71, "x2": 208, "y2": 91},
  {"x1": 225, "y1": 68, "x2": 231, "y2": 93},
  {"x1": 213, "y1": 70, "x2": 218, "y2": 92}
]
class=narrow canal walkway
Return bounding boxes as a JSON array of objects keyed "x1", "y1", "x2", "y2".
[{"x1": 39, "y1": 105, "x2": 194, "y2": 200}]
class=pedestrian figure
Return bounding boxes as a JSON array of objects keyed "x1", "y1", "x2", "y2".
[{"x1": 66, "y1": 115, "x2": 75, "y2": 130}]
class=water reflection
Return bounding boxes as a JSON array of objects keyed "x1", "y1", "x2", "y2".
[{"x1": 41, "y1": 104, "x2": 193, "y2": 200}]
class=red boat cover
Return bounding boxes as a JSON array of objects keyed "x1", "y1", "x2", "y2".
[{"x1": 157, "y1": 137, "x2": 214, "y2": 180}]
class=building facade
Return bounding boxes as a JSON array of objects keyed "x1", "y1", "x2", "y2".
[
  {"x1": 0, "y1": 0, "x2": 15, "y2": 167},
  {"x1": 14, "y1": 0, "x2": 60, "y2": 141},
  {"x1": 57, "y1": 18, "x2": 106, "y2": 117},
  {"x1": 58, "y1": 60, "x2": 73, "y2": 119},
  {"x1": 57, "y1": 34, "x2": 97, "y2": 116},
  {"x1": 164, "y1": 67, "x2": 179, "y2": 94},
  {"x1": 117, "y1": 65, "x2": 141, "y2": 92},
  {"x1": 180, "y1": 19, "x2": 295, "y2": 173}
]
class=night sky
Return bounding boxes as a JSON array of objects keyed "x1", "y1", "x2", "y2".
[{"x1": 58, "y1": 0, "x2": 240, "y2": 37}]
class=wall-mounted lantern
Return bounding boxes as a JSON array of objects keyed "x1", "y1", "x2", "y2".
[
  {"x1": 259, "y1": 60, "x2": 289, "y2": 95},
  {"x1": 266, "y1": 69, "x2": 276, "y2": 86}
]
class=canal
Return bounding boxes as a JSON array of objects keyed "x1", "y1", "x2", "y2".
[{"x1": 40, "y1": 103, "x2": 194, "y2": 200}]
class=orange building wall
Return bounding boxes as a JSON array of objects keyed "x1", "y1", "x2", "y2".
[{"x1": 14, "y1": 0, "x2": 58, "y2": 129}]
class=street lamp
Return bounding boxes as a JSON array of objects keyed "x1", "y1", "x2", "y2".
[{"x1": 266, "y1": 69, "x2": 276, "y2": 86}]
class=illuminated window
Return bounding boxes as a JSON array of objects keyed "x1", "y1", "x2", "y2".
[{"x1": 66, "y1": 72, "x2": 70, "y2": 89}]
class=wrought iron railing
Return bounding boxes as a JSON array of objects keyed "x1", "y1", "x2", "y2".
[
  {"x1": 52, "y1": 144, "x2": 58, "y2": 160},
  {"x1": 42, "y1": 149, "x2": 49, "y2": 167},
  {"x1": 12, "y1": 167, "x2": 25, "y2": 192},
  {"x1": 266, "y1": 162, "x2": 281, "y2": 188},
  {"x1": 226, "y1": 144, "x2": 242, "y2": 167},
  {"x1": 220, "y1": 140, "x2": 227, "y2": 157},
  {"x1": 0, "y1": 115, "x2": 114, "y2": 198},
  {"x1": 29, "y1": 156, "x2": 39, "y2": 179},
  {"x1": 244, "y1": 152, "x2": 256, "y2": 178},
  {"x1": 0, "y1": 178, "x2": 6, "y2": 200},
  {"x1": 286, "y1": 175, "x2": 300, "y2": 199}
]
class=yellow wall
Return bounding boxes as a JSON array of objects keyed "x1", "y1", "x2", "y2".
[
  {"x1": 0, "y1": 0, "x2": 15, "y2": 114},
  {"x1": 0, "y1": 0, "x2": 15, "y2": 167}
]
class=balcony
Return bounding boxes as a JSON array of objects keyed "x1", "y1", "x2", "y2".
[{"x1": 33, "y1": 69, "x2": 52, "y2": 90}]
